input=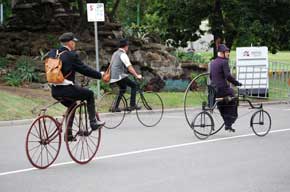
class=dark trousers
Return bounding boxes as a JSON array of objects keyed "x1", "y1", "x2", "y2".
[
  {"x1": 217, "y1": 99, "x2": 238, "y2": 127},
  {"x1": 113, "y1": 77, "x2": 137, "y2": 108},
  {"x1": 51, "y1": 85, "x2": 97, "y2": 124}
]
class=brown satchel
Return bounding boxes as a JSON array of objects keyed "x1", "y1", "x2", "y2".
[
  {"x1": 45, "y1": 50, "x2": 67, "y2": 84},
  {"x1": 102, "y1": 63, "x2": 111, "y2": 83}
]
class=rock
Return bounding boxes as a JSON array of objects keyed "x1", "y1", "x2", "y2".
[
  {"x1": 146, "y1": 52, "x2": 162, "y2": 61},
  {"x1": 145, "y1": 76, "x2": 165, "y2": 92},
  {"x1": 132, "y1": 50, "x2": 145, "y2": 64},
  {"x1": 142, "y1": 43, "x2": 163, "y2": 50},
  {"x1": 6, "y1": 54, "x2": 17, "y2": 60},
  {"x1": 1, "y1": 0, "x2": 184, "y2": 81}
]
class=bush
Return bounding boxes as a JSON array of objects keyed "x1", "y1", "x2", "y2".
[
  {"x1": 191, "y1": 72, "x2": 207, "y2": 88},
  {"x1": 0, "y1": 57, "x2": 8, "y2": 69},
  {"x1": 3, "y1": 71, "x2": 22, "y2": 86},
  {"x1": 3, "y1": 56, "x2": 39, "y2": 86},
  {"x1": 89, "y1": 80, "x2": 111, "y2": 95},
  {"x1": 175, "y1": 51, "x2": 209, "y2": 64},
  {"x1": 16, "y1": 56, "x2": 39, "y2": 83}
]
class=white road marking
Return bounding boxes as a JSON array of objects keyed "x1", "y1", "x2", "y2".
[
  {"x1": 163, "y1": 115, "x2": 185, "y2": 119},
  {"x1": 0, "y1": 128, "x2": 290, "y2": 177}
]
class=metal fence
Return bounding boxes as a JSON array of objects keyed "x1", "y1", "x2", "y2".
[{"x1": 230, "y1": 60, "x2": 290, "y2": 100}]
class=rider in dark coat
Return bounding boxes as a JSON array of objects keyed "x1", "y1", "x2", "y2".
[{"x1": 210, "y1": 44, "x2": 242, "y2": 132}]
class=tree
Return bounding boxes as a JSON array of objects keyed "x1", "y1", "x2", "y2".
[
  {"x1": 143, "y1": 0, "x2": 211, "y2": 47},
  {"x1": 222, "y1": 0, "x2": 290, "y2": 53}
]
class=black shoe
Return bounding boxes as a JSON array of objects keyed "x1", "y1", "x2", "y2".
[
  {"x1": 65, "y1": 134, "x2": 77, "y2": 142},
  {"x1": 109, "y1": 107, "x2": 121, "y2": 112},
  {"x1": 225, "y1": 126, "x2": 236, "y2": 132},
  {"x1": 90, "y1": 120, "x2": 105, "y2": 131}
]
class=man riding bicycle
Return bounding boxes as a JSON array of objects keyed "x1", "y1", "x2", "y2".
[
  {"x1": 210, "y1": 44, "x2": 242, "y2": 132},
  {"x1": 109, "y1": 38, "x2": 142, "y2": 112},
  {"x1": 47, "y1": 32, "x2": 105, "y2": 141}
]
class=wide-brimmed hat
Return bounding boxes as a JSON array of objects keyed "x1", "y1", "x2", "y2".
[{"x1": 58, "y1": 32, "x2": 79, "y2": 43}]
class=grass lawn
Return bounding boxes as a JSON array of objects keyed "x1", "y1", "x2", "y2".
[
  {"x1": 0, "y1": 90, "x2": 65, "y2": 121},
  {"x1": 0, "y1": 90, "x2": 191, "y2": 121}
]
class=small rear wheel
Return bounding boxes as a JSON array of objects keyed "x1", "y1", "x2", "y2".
[
  {"x1": 65, "y1": 102, "x2": 101, "y2": 164},
  {"x1": 191, "y1": 111, "x2": 214, "y2": 140},
  {"x1": 25, "y1": 115, "x2": 61, "y2": 169},
  {"x1": 251, "y1": 110, "x2": 271, "y2": 136}
]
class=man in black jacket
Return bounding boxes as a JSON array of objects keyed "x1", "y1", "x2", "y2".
[
  {"x1": 47, "y1": 32, "x2": 105, "y2": 140},
  {"x1": 210, "y1": 44, "x2": 242, "y2": 132}
]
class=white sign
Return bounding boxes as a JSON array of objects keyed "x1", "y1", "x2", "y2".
[
  {"x1": 87, "y1": 3, "x2": 105, "y2": 22},
  {"x1": 236, "y1": 46, "x2": 269, "y2": 97}
]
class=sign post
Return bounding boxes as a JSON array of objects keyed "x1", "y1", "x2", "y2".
[
  {"x1": 87, "y1": 3, "x2": 105, "y2": 98},
  {"x1": 0, "y1": 4, "x2": 3, "y2": 25}
]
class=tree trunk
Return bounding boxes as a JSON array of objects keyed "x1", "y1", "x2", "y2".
[
  {"x1": 109, "y1": 0, "x2": 121, "y2": 20},
  {"x1": 210, "y1": 0, "x2": 224, "y2": 59}
]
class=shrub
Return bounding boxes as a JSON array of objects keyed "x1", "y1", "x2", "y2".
[
  {"x1": 0, "y1": 57, "x2": 8, "y2": 69},
  {"x1": 3, "y1": 56, "x2": 39, "y2": 86},
  {"x1": 191, "y1": 72, "x2": 207, "y2": 87},
  {"x1": 16, "y1": 56, "x2": 39, "y2": 83},
  {"x1": 3, "y1": 71, "x2": 22, "y2": 86}
]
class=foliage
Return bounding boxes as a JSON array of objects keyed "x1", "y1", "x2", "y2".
[
  {"x1": 123, "y1": 23, "x2": 148, "y2": 40},
  {"x1": 46, "y1": 34, "x2": 59, "y2": 49},
  {"x1": 16, "y1": 57, "x2": 39, "y2": 83},
  {"x1": 89, "y1": 80, "x2": 111, "y2": 95},
  {"x1": 175, "y1": 51, "x2": 209, "y2": 64},
  {"x1": 144, "y1": 0, "x2": 211, "y2": 47},
  {"x1": 219, "y1": 0, "x2": 290, "y2": 53},
  {"x1": 3, "y1": 56, "x2": 39, "y2": 86},
  {"x1": 0, "y1": 56, "x2": 8, "y2": 68},
  {"x1": 191, "y1": 72, "x2": 207, "y2": 86},
  {"x1": 115, "y1": 0, "x2": 290, "y2": 53},
  {"x1": 3, "y1": 71, "x2": 22, "y2": 86}
]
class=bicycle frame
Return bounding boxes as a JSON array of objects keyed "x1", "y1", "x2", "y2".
[
  {"x1": 34, "y1": 100, "x2": 76, "y2": 144},
  {"x1": 203, "y1": 88, "x2": 263, "y2": 113}
]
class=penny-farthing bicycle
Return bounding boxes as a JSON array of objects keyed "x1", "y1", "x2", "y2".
[
  {"x1": 25, "y1": 96, "x2": 102, "y2": 169},
  {"x1": 184, "y1": 72, "x2": 272, "y2": 140},
  {"x1": 97, "y1": 79, "x2": 164, "y2": 129}
]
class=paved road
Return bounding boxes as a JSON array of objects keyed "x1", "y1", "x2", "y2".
[{"x1": 1, "y1": 104, "x2": 290, "y2": 192}]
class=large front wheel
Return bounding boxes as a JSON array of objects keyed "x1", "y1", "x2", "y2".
[
  {"x1": 96, "y1": 92, "x2": 126, "y2": 129},
  {"x1": 65, "y1": 102, "x2": 101, "y2": 164},
  {"x1": 136, "y1": 91, "x2": 164, "y2": 127},
  {"x1": 25, "y1": 115, "x2": 61, "y2": 169},
  {"x1": 251, "y1": 110, "x2": 271, "y2": 136}
]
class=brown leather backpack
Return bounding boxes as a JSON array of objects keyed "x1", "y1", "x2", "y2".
[
  {"x1": 102, "y1": 63, "x2": 111, "y2": 83},
  {"x1": 44, "y1": 50, "x2": 67, "y2": 83}
]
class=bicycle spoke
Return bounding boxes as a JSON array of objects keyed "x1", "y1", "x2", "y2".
[{"x1": 47, "y1": 143, "x2": 59, "y2": 153}]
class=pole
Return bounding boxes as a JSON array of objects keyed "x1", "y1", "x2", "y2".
[
  {"x1": 94, "y1": 21, "x2": 100, "y2": 98},
  {"x1": 0, "y1": 4, "x2": 3, "y2": 25},
  {"x1": 137, "y1": 0, "x2": 140, "y2": 25}
]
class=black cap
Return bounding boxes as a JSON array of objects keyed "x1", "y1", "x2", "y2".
[
  {"x1": 119, "y1": 38, "x2": 129, "y2": 48},
  {"x1": 217, "y1": 44, "x2": 230, "y2": 52},
  {"x1": 58, "y1": 32, "x2": 79, "y2": 43}
]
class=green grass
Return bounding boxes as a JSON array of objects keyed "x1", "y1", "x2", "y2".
[{"x1": 0, "y1": 91, "x2": 65, "y2": 121}]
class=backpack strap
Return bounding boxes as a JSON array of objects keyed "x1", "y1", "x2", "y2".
[
  {"x1": 56, "y1": 50, "x2": 71, "y2": 79},
  {"x1": 56, "y1": 50, "x2": 67, "y2": 58}
]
